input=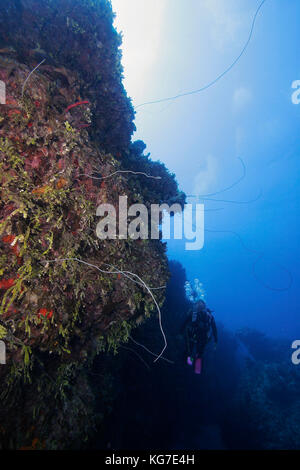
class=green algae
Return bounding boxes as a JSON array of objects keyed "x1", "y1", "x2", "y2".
[{"x1": 0, "y1": 0, "x2": 185, "y2": 450}]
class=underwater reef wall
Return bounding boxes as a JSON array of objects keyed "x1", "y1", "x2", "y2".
[
  {"x1": 0, "y1": 0, "x2": 134, "y2": 153},
  {"x1": 0, "y1": 0, "x2": 185, "y2": 449}
]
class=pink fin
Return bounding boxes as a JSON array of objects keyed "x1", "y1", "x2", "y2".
[{"x1": 195, "y1": 358, "x2": 202, "y2": 374}]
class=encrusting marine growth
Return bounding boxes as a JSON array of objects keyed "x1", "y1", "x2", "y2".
[{"x1": 0, "y1": 0, "x2": 185, "y2": 449}]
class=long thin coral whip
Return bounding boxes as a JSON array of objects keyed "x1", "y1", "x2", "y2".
[
  {"x1": 43, "y1": 257, "x2": 168, "y2": 362},
  {"x1": 205, "y1": 228, "x2": 293, "y2": 291},
  {"x1": 129, "y1": 335, "x2": 174, "y2": 364},
  {"x1": 198, "y1": 189, "x2": 262, "y2": 205},
  {"x1": 135, "y1": 0, "x2": 267, "y2": 108},
  {"x1": 105, "y1": 264, "x2": 168, "y2": 362},
  {"x1": 101, "y1": 263, "x2": 166, "y2": 290},
  {"x1": 148, "y1": 286, "x2": 166, "y2": 290},
  {"x1": 21, "y1": 59, "x2": 46, "y2": 98},
  {"x1": 91, "y1": 259, "x2": 169, "y2": 362},
  {"x1": 78, "y1": 170, "x2": 162, "y2": 180},
  {"x1": 186, "y1": 157, "x2": 246, "y2": 199},
  {"x1": 120, "y1": 346, "x2": 150, "y2": 370},
  {"x1": 252, "y1": 255, "x2": 293, "y2": 292}
]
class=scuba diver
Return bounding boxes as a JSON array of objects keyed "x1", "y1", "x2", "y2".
[
  {"x1": 183, "y1": 300, "x2": 218, "y2": 374},
  {"x1": 183, "y1": 280, "x2": 218, "y2": 374}
]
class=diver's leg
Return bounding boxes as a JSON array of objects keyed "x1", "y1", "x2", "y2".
[
  {"x1": 187, "y1": 343, "x2": 197, "y2": 365},
  {"x1": 194, "y1": 357, "x2": 202, "y2": 374},
  {"x1": 186, "y1": 338, "x2": 193, "y2": 365},
  {"x1": 194, "y1": 342, "x2": 204, "y2": 374}
]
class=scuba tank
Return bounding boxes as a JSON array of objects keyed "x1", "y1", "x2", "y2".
[
  {"x1": 190, "y1": 301, "x2": 211, "y2": 344},
  {"x1": 189, "y1": 303, "x2": 203, "y2": 344},
  {"x1": 192, "y1": 303, "x2": 198, "y2": 322}
]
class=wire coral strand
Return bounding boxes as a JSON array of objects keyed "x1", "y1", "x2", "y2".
[
  {"x1": 135, "y1": 0, "x2": 267, "y2": 108},
  {"x1": 21, "y1": 59, "x2": 46, "y2": 98},
  {"x1": 186, "y1": 157, "x2": 246, "y2": 199},
  {"x1": 205, "y1": 229, "x2": 293, "y2": 291},
  {"x1": 120, "y1": 346, "x2": 150, "y2": 370},
  {"x1": 198, "y1": 189, "x2": 262, "y2": 204},
  {"x1": 129, "y1": 335, "x2": 174, "y2": 364},
  {"x1": 78, "y1": 170, "x2": 162, "y2": 180},
  {"x1": 43, "y1": 257, "x2": 168, "y2": 362},
  {"x1": 101, "y1": 262, "x2": 166, "y2": 291}
]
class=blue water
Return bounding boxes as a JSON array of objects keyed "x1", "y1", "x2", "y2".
[{"x1": 116, "y1": 0, "x2": 300, "y2": 340}]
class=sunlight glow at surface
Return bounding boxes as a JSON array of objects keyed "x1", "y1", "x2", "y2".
[
  {"x1": 111, "y1": 0, "x2": 166, "y2": 103},
  {"x1": 110, "y1": 0, "x2": 300, "y2": 337}
]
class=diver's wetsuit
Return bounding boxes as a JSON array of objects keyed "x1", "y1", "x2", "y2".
[{"x1": 182, "y1": 306, "x2": 218, "y2": 361}]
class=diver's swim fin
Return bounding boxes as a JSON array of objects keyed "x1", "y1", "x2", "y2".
[{"x1": 194, "y1": 358, "x2": 202, "y2": 374}]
